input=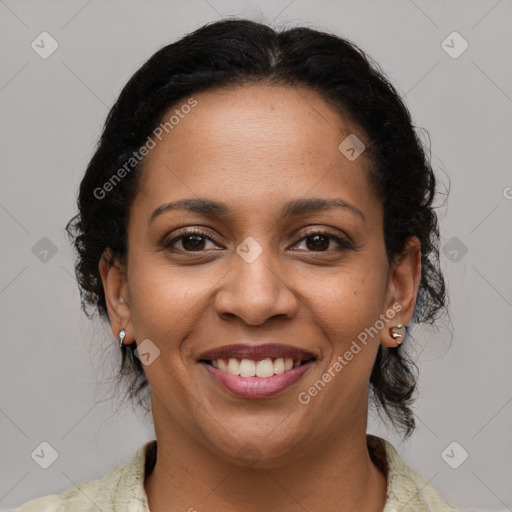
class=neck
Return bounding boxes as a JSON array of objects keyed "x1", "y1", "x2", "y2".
[{"x1": 144, "y1": 408, "x2": 387, "y2": 512}]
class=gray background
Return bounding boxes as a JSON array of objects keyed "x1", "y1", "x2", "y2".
[{"x1": 1, "y1": 0, "x2": 511, "y2": 510}]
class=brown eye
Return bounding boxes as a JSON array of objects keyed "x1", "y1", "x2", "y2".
[
  {"x1": 163, "y1": 229, "x2": 220, "y2": 252},
  {"x1": 293, "y1": 230, "x2": 353, "y2": 252},
  {"x1": 181, "y1": 234, "x2": 207, "y2": 251},
  {"x1": 305, "y1": 234, "x2": 330, "y2": 251}
]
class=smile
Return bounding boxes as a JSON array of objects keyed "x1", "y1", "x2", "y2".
[
  {"x1": 198, "y1": 343, "x2": 317, "y2": 399},
  {"x1": 202, "y1": 356, "x2": 314, "y2": 377}
]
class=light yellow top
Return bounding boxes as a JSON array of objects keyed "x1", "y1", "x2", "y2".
[{"x1": 8, "y1": 435, "x2": 487, "y2": 511}]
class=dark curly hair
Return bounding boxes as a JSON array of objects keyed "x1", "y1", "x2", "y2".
[{"x1": 66, "y1": 18, "x2": 447, "y2": 438}]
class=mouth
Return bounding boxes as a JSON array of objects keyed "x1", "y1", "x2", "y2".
[
  {"x1": 199, "y1": 356, "x2": 315, "y2": 377},
  {"x1": 198, "y1": 344, "x2": 317, "y2": 399}
]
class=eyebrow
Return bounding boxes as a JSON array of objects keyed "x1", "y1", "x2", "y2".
[{"x1": 149, "y1": 197, "x2": 366, "y2": 223}]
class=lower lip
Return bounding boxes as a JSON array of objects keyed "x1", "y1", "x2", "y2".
[{"x1": 201, "y1": 361, "x2": 314, "y2": 399}]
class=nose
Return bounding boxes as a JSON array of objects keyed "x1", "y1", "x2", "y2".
[{"x1": 214, "y1": 248, "x2": 299, "y2": 326}]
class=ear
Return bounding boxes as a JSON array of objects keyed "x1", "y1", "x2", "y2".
[
  {"x1": 98, "y1": 248, "x2": 134, "y2": 345},
  {"x1": 380, "y1": 236, "x2": 422, "y2": 348}
]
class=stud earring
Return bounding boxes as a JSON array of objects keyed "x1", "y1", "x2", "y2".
[
  {"x1": 390, "y1": 324, "x2": 407, "y2": 346},
  {"x1": 118, "y1": 329, "x2": 126, "y2": 349}
]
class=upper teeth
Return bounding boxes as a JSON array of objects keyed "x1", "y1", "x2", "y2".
[{"x1": 211, "y1": 357, "x2": 300, "y2": 377}]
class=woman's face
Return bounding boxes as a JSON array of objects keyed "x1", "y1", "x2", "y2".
[{"x1": 102, "y1": 84, "x2": 419, "y2": 466}]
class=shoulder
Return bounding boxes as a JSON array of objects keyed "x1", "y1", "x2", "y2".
[
  {"x1": 367, "y1": 435, "x2": 487, "y2": 512},
  {"x1": 7, "y1": 440, "x2": 156, "y2": 512}
]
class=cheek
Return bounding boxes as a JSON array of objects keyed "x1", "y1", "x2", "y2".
[
  {"x1": 127, "y1": 255, "x2": 218, "y2": 343},
  {"x1": 298, "y1": 303, "x2": 381, "y2": 423},
  {"x1": 301, "y1": 261, "x2": 387, "y2": 401},
  {"x1": 308, "y1": 263, "x2": 388, "y2": 344},
  {"x1": 125, "y1": 258, "x2": 220, "y2": 408}
]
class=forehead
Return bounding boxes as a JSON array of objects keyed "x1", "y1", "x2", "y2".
[{"x1": 134, "y1": 83, "x2": 378, "y2": 221}]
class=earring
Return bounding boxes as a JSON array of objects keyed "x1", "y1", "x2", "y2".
[
  {"x1": 118, "y1": 329, "x2": 126, "y2": 349},
  {"x1": 390, "y1": 324, "x2": 407, "y2": 346}
]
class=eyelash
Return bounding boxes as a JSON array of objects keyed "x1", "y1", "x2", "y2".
[{"x1": 162, "y1": 227, "x2": 354, "y2": 253}]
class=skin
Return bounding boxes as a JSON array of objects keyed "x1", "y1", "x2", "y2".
[{"x1": 99, "y1": 84, "x2": 421, "y2": 512}]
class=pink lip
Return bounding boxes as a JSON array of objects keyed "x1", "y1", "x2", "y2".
[
  {"x1": 201, "y1": 360, "x2": 314, "y2": 399},
  {"x1": 199, "y1": 343, "x2": 317, "y2": 361}
]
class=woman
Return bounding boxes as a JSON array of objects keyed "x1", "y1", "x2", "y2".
[{"x1": 12, "y1": 18, "x2": 484, "y2": 512}]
